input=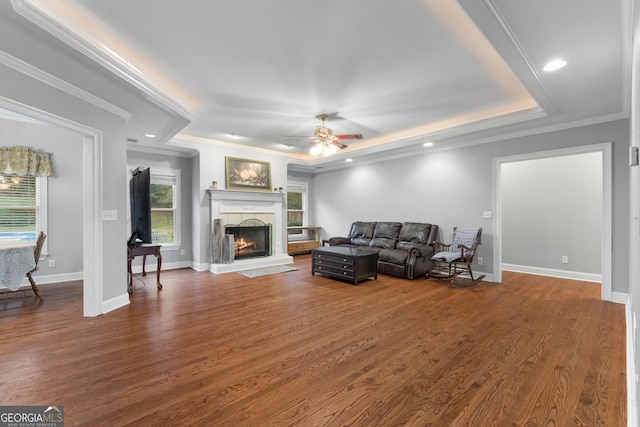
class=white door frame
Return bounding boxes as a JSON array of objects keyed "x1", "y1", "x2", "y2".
[
  {"x1": 0, "y1": 97, "x2": 103, "y2": 316},
  {"x1": 493, "y1": 142, "x2": 612, "y2": 301}
]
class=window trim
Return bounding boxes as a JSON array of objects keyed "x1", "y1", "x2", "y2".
[
  {"x1": 39, "y1": 176, "x2": 48, "y2": 255},
  {"x1": 287, "y1": 181, "x2": 308, "y2": 242}
]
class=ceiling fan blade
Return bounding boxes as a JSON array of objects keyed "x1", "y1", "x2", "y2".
[
  {"x1": 334, "y1": 134, "x2": 363, "y2": 140},
  {"x1": 303, "y1": 140, "x2": 320, "y2": 148},
  {"x1": 330, "y1": 141, "x2": 349, "y2": 149}
]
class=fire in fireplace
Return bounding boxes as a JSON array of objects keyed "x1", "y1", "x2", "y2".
[{"x1": 224, "y1": 219, "x2": 272, "y2": 260}]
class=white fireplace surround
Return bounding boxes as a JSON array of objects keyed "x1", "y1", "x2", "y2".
[{"x1": 208, "y1": 189, "x2": 293, "y2": 273}]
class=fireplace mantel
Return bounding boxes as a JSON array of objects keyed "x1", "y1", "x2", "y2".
[{"x1": 207, "y1": 189, "x2": 293, "y2": 273}]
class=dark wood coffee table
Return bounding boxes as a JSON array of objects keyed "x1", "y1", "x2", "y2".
[{"x1": 311, "y1": 246, "x2": 378, "y2": 285}]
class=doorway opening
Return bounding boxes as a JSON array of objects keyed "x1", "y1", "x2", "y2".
[
  {"x1": 493, "y1": 143, "x2": 612, "y2": 300},
  {"x1": 0, "y1": 98, "x2": 102, "y2": 316}
]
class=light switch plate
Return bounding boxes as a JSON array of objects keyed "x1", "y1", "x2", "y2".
[
  {"x1": 102, "y1": 210, "x2": 117, "y2": 221},
  {"x1": 483, "y1": 211, "x2": 492, "y2": 219}
]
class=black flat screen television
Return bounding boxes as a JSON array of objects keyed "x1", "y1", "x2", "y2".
[{"x1": 128, "y1": 167, "x2": 152, "y2": 246}]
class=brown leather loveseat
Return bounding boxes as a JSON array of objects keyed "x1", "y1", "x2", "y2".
[{"x1": 328, "y1": 221, "x2": 438, "y2": 279}]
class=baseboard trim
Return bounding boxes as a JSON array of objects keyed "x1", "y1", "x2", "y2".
[
  {"x1": 102, "y1": 293, "x2": 129, "y2": 314},
  {"x1": 501, "y1": 263, "x2": 601, "y2": 283},
  {"x1": 130, "y1": 260, "x2": 191, "y2": 274},
  {"x1": 190, "y1": 262, "x2": 211, "y2": 272},
  {"x1": 616, "y1": 292, "x2": 638, "y2": 427},
  {"x1": 9, "y1": 272, "x2": 84, "y2": 288}
]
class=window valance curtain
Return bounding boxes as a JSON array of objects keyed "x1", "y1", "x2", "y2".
[{"x1": 0, "y1": 147, "x2": 53, "y2": 177}]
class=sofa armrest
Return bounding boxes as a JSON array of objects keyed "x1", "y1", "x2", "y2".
[
  {"x1": 329, "y1": 237, "x2": 349, "y2": 246},
  {"x1": 405, "y1": 247, "x2": 424, "y2": 279},
  {"x1": 396, "y1": 241, "x2": 432, "y2": 258}
]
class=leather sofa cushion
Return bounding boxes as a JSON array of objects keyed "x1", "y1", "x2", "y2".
[
  {"x1": 370, "y1": 222, "x2": 402, "y2": 249},
  {"x1": 348, "y1": 221, "x2": 376, "y2": 246},
  {"x1": 379, "y1": 248, "x2": 408, "y2": 264},
  {"x1": 398, "y1": 222, "x2": 432, "y2": 244}
]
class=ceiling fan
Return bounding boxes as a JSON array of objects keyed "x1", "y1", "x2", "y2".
[{"x1": 285, "y1": 115, "x2": 363, "y2": 156}]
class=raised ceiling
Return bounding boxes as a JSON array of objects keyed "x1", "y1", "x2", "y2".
[{"x1": 5, "y1": 0, "x2": 631, "y2": 170}]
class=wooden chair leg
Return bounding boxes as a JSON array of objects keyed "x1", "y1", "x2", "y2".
[{"x1": 27, "y1": 272, "x2": 43, "y2": 301}]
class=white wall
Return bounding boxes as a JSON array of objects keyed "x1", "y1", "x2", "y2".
[
  {"x1": 501, "y1": 152, "x2": 603, "y2": 276},
  {"x1": 311, "y1": 119, "x2": 629, "y2": 291}
]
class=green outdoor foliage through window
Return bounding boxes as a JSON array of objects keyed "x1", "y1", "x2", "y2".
[
  {"x1": 151, "y1": 183, "x2": 174, "y2": 244},
  {"x1": 287, "y1": 190, "x2": 304, "y2": 236},
  {"x1": 287, "y1": 191, "x2": 303, "y2": 227}
]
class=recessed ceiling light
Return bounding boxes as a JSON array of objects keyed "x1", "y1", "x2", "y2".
[
  {"x1": 543, "y1": 59, "x2": 567, "y2": 72},
  {"x1": 345, "y1": 158, "x2": 353, "y2": 163},
  {"x1": 144, "y1": 133, "x2": 156, "y2": 138},
  {"x1": 228, "y1": 134, "x2": 242, "y2": 139},
  {"x1": 423, "y1": 142, "x2": 434, "y2": 147}
]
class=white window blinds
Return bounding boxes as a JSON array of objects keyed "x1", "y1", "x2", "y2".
[{"x1": 0, "y1": 175, "x2": 39, "y2": 241}]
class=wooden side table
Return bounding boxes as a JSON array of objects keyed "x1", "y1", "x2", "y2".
[
  {"x1": 127, "y1": 244, "x2": 163, "y2": 294},
  {"x1": 287, "y1": 226, "x2": 322, "y2": 254}
]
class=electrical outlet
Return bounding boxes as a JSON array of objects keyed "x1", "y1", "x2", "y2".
[
  {"x1": 483, "y1": 211, "x2": 492, "y2": 219},
  {"x1": 48, "y1": 259, "x2": 55, "y2": 268},
  {"x1": 180, "y1": 249, "x2": 185, "y2": 255},
  {"x1": 477, "y1": 257, "x2": 483, "y2": 265},
  {"x1": 562, "y1": 256, "x2": 569, "y2": 264}
]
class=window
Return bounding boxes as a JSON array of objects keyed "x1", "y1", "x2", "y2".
[
  {"x1": 127, "y1": 165, "x2": 181, "y2": 247},
  {"x1": 150, "y1": 168, "x2": 180, "y2": 246},
  {"x1": 287, "y1": 181, "x2": 308, "y2": 240},
  {"x1": 0, "y1": 175, "x2": 48, "y2": 246}
]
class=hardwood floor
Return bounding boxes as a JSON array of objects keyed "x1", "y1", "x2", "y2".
[{"x1": 0, "y1": 255, "x2": 626, "y2": 426}]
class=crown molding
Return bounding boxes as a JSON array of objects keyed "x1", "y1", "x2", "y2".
[
  {"x1": 0, "y1": 95, "x2": 102, "y2": 136},
  {"x1": 0, "y1": 50, "x2": 131, "y2": 121},
  {"x1": 127, "y1": 143, "x2": 197, "y2": 159},
  {"x1": 11, "y1": 0, "x2": 194, "y2": 122},
  {"x1": 289, "y1": 111, "x2": 628, "y2": 174}
]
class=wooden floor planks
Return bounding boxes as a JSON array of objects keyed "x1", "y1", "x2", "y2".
[{"x1": 0, "y1": 254, "x2": 626, "y2": 426}]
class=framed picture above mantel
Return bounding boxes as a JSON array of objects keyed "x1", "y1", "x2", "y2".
[{"x1": 225, "y1": 156, "x2": 272, "y2": 192}]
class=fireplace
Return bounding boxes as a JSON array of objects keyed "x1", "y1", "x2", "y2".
[
  {"x1": 225, "y1": 219, "x2": 272, "y2": 260},
  {"x1": 208, "y1": 189, "x2": 293, "y2": 274}
]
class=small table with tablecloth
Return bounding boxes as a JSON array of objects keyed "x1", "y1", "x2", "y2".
[{"x1": 0, "y1": 241, "x2": 36, "y2": 291}]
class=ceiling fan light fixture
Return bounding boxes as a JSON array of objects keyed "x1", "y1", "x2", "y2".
[
  {"x1": 309, "y1": 142, "x2": 323, "y2": 156},
  {"x1": 309, "y1": 141, "x2": 339, "y2": 156}
]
